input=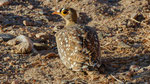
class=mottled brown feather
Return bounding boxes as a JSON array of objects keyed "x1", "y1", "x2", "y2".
[{"x1": 55, "y1": 24, "x2": 101, "y2": 71}]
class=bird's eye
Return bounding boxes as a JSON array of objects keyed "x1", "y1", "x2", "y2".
[
  {"x1": 61, "y1": 10, "x2": 68, "y2": 15},
  {"x1": 63, "y1": 11, "x2": 68, "y2": 14}
]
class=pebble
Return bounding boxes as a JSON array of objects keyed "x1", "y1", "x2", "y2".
[
  {"x1": 133, "y1": 43, "x2": 141, "y2": 48},
  {"x1": 43, "y1": 0, "x2": 52, "y2": 5},
  {"x1": 35, "y1": 32, "x2": 48, "y2": 39},
  {"x1": 34, "y1": 9, "x2": 45, "y2": 15},
  {"x1": 129, "y1": 65, "x2": 140, "y2": 72},
  {"x1": 126, "y1": 71, "x2": 134, "y2": 77},
  {"x1": 98, "y1": 32, "x2": 103, "y2": 40},
  {"x1": 52, "y1": 7, "x2": 56, "y2": 11},
  {"x1": 9, "y1": 61, "x2": 15, "y2": 66},
  {"x1": 56, "y1": 0, "x2": 60, "y2": 2},
  {"x1": 33, "y1": 43, "x2": 49, "y2": 50},
  {"x1": 0, "y1": 33, "x2": 15, "y2": 41},
  {"x1": 27, "y1": 5, "x2": 34, "y2": 9},
  {"x1": 11, "y1": 80, "x2": 19, "y2": 84},
  {"x1": 0, "y1": 0, "x2": 11, "y2": 6},
  {"x1": 3, "y1": 56, "x2": 10, "y2": 61},
  {"x1": 45, "y1": 53, "x2": 58, "y2": 58},
  {"x1": 23, "y1": 20, "x2": 35, "y2": 26},
  {"x1": 131, "y1": 13, "x2": 145, "y2": 22},
  {"x1": 118, "y1": 41, "x2": 130, "y2": 48},
  {"x1": 0, "y1": 37, "x2": 3, "y2": 42},
  {"x1": 38, "y1": 10, "x2": 44, "y2": 15},
  {"x1": 131, "y1": 13, "x2": 138, "y2": 19}
]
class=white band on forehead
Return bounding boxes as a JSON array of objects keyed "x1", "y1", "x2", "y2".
[
  {"x1": 57, "y1": 10, "x2": 60, "y2": 12},
  {"x1": 62, "y1": 8, "x2": 65, "y2": 10},
  {"x1": 58, "y1": 8, "x2": 66, "y2": 13}
]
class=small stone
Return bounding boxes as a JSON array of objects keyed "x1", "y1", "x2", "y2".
[
  {"x1": 39, "y1": 10, "x2": 44, "y2": 15},
  {"x1": 3, "y1": 56, "x2": 10, "y2": 61},
  {"x1": 130, "y1": 65, "x2": 140, "y2": 72},
  {"x1": 23, "y1": 20, "x2": 35, "y2": 26},
  {"x1": 0, "y1": 0, "x2": 11, "y2": 7},
  {"x1": 131, "y1": 13, "x2": 145, "y2": 22},
  {"x1": 0, "y1": 33, "x2": 15, "y2": 41},
  {"x1": 34, "y1": 9, "x2": 45, "y2": 15},
  {"x1": 131, "y1": 13, "x2": 138, "y2": 19},
  {"x1": 126, "y1": 71, "x2": 134, "y2": 77},
  {"x1": 56, "y1": 0, "x2": 60, "y2": 3},
  {"x1": 9, "y1": 61, "x2": 14, "y2": 66},
  {"x1": 41, "y1": 52, "x2": 58, "y2": 59},
  {"x1": 133, "y1": 43, "x2": 141, "y2": 48},
  {"x1": 52, "y1": 7, "x2": 56, "y2": 11},
  {"x1": 28, "y1": 5, "x2": 34, "y2": 9},
  {"x1": 11, "y1": 80, "x2": 19, "y2": 84},
  {"x1": 43, "y1": 0, "x2": 52, "y2": 5},
  {"x1": 33, "y1": 43, "x2": 49, "y2": 50},
  {"x1": 98, "y1": 32, "x2": 103, "y2": 40},
  {"x1": 46, "y1": 53, "x2": 58, "y2": 57},
  {"x1": 35, "y1": 32, "x2": 48, "y2": 39},
  {"x1": 118, "y1": 41, "x2": 130, "y2": 48},
  {"x1": 0, "y1": 37, "x2": 3, "y2": 42}
]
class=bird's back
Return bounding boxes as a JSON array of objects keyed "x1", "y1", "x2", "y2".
[{"x1": 55, "y1": 24, "x2": 101, "y2": 71}]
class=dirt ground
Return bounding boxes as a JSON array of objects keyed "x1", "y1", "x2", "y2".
[{"x1": 0, "y1": 0, "x2": 150, "y2": 84}]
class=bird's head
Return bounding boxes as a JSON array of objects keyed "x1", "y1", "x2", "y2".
[{"x1": 52, "y1": 7, "x2": 77, "y2": 26}]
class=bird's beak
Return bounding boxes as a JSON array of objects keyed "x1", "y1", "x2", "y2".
[{"x1": 52, "y1": 11, "x2": 60, "y2": 15}]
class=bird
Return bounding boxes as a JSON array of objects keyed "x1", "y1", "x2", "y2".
[{"x1": 52, "y1": 7, "x2": 101, "y2": 74}]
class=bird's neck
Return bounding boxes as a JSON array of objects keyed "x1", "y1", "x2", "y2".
[{"x1": 65, "y1": 20, "x2": 76, "y2": 26}]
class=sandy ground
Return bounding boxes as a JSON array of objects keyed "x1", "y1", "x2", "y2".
[{"x1": 0, "y1": 0, "x2": 150, "y2": 84}]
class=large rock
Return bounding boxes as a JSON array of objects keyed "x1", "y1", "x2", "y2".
[{"x1": 7, "y1": 35, "x2": 37, "y2": 54}]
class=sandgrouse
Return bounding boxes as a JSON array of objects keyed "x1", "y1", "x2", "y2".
[{"x1": 52, "y1": 8, "x2": 101, "y2": 74}]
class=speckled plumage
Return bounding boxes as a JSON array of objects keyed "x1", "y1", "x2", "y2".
[
  {"x1": 53, "y1": 8, "x2": 101, "y2": 72},
  {"x1": 55, "y1": 24, "x2": 101, "y2": 71}
]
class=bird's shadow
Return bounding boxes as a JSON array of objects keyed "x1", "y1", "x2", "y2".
[{"x1": 100, "y1": 54, "x2": 150, "y2": 75}]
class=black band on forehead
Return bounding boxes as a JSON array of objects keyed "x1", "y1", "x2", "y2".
[
  {"x1": 60, "y1": 8, "x2": 63, "y2": 12},
  {"x1": 65, "y1": 9, "x2": 69, "y2": 11}
]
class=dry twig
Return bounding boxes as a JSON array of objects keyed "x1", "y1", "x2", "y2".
[{"x1": 111, "y1": 74, "x2": 124, "y2": 83}]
